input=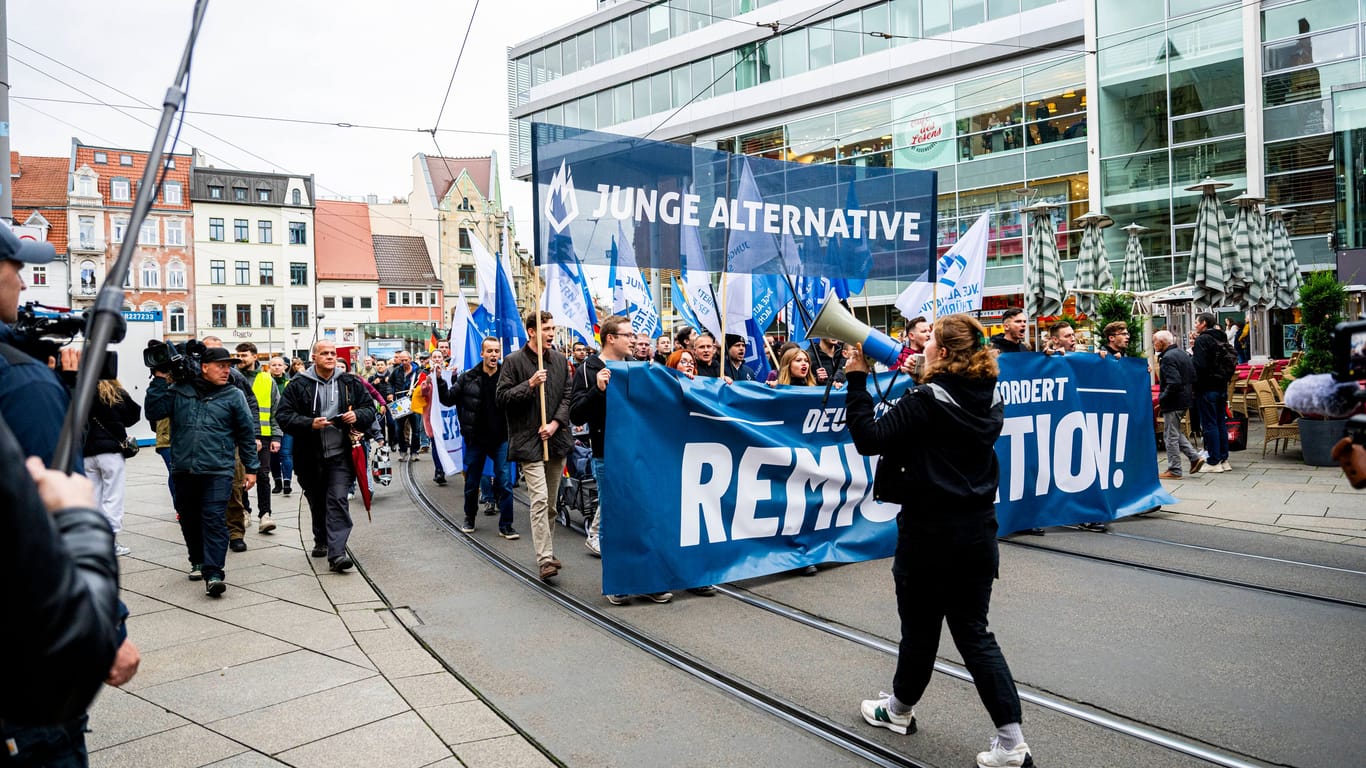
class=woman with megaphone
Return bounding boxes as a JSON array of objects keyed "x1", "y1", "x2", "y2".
[{"x1": 843, "y1": 313, "x2": 1035, "y2": 768}]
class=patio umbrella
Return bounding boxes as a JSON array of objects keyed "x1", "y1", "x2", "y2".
[
  {"x1": 1119, "y1": 223, "x2": 1150, "y2": 294},
  {"x1": 1184, "y1": 176, "x2": 1235, "y2": 310},
  {"x1": 1266, "y1": 207, "x2": 1302, "y2": 310},
  {"x1": 1071, "y1": 211, "x2": 1114, "y2": 317},
  {"x1": 1227, "y1": 193, "x2": 1267, "y2": 310},
  {"x1": 1024, "y1": 203, "x2": 1064, "y2": 319}
]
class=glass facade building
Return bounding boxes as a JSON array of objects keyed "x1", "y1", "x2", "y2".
[{"x1": 509, "y1": 0, "x2": 1342, "y2": 316}]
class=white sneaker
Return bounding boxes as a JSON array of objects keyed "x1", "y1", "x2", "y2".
[
  {"x1": 1199, "y1": 462, "x2": 1222, "y2": 474},
  {"x1": 976, "y1": 738, "x2": 1032, "y2": 768},
  {"x1": 1220, "y1": 461, "x2": 1233, "y2": 472},
  {"x1": 258, "y1": 513, "x2": 276, "y2": 534},
  {"x1": 114, "y1": 542, "x2": 131, "y2": 557},
  {"x1": 860, "y1": 692, "x2": 916, "y2": 735},
  {"x1": 585, "y1": 535, "x2": 601, "y2": 557}
]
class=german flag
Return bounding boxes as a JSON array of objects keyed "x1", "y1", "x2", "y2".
[{"x1": 427, "y1": 329, "x2": 440, "y2": 352}]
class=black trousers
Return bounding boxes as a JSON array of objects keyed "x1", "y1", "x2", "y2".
[
  {"x1": 298, "y1": 452, "x2": 355, "y2": 561},
  {"x1": 892, "y1": 524, "x2": 1022, "y2": 727},
  {"x1": 253, "y1": 442, "x2": 273, "y2": 516}
]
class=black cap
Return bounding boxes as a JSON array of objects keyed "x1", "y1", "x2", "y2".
[
  {"x1": 725, "y1": 334, "x2": 745, "y2": 349},
  {"x1": 0, "y1": 222, "x2": 57, "y2": 265},
  {"x1": 200, "y1": 347, "x2": 233, "y2": 364}
]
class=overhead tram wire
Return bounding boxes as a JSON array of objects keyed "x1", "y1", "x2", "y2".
[
  {"x1": 11, "y1": 99, "x2": 117, "y2": 147},
  {"x1": 428, "y1": 0, "x2": 486, "y2": 193}
]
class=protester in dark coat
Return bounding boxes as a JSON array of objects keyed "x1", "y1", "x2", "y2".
[
  {"x1": 844, "y1": 313, "x2": 1034, "y2": 768},
  {"x1": 1155, "y1": 330, "x2": 1204, "y2": 478}
]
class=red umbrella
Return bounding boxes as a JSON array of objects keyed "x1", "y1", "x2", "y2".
[{"x1": 350, "y1": 429, "x2": 372, "y2": 519}]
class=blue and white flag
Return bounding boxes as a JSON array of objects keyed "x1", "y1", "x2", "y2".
[
  {"x1": 788, "y1": 274, "x2": 828, "y2": 343},
  {"x1": 470, "y1": 234, "x2": 498, "y2": 313},
  {"x1": 741, "y1": 317, "x2": 772, "y2": 382},
  {"x1": 541, "y1": 240, "x2": 597, "y2": 347},
  {"x1": 599, "y1": 354, "x2": 1174, "y2": 595},
  {"x1": 609, "y1": 222, "x2": 662, "y2": 338},
  {"x1": 494, "y1": 256, "x2": 527, "y2": 353},
  {"x1": 670, "y1": 276, "x2": 704, "y2": 333},
  {"x1": 432, "y1": 299, "x2": 482, "y2": 475},
  {"x1": 895, "y1": 211, "x2": 991, "y2": 320},
  {"x1": 680, "y1": 219, "x2": 722, "y2": 340}
]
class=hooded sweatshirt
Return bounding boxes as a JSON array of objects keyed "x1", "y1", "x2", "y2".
[{"x1": 301, "y1": 365, "x2": 346, "y2": 458}]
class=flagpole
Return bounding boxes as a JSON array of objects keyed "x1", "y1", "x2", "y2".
[{"x1": 534, "y1": 296, "x2": 548, "y2": 461}]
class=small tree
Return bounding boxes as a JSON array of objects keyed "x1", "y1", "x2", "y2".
[
  {"x1": 1290, "y1": 270, "x2": 1346, "y2": 377},
  {"x1": 1093, "y1": 292, "x2": 1143, "y2": 357}
]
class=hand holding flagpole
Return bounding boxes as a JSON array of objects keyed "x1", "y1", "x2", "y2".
[{"x1": 534, "y1": 301, "x2": 549, "y2": 461}]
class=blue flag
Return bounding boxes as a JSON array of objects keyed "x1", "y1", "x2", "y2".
[
  {"x1": 671, "y1": 275, "x2": 703, "y2": 332},
  {"x1": 742, "y1": 317, "x2": 771, "y2": 382},
  {"x1": 494, "y1": 258, "x2": 527, "y2": 353}
]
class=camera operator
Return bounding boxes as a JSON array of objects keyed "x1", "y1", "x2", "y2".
[
  {"x1": 201, "y1": 336, "x2": 260, "y2": 552},
  {"x1": 145, "y1": 346, "x2": 259, "y2": 597}
]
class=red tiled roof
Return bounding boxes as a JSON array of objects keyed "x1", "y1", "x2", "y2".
[
  {"x1": 12, "y1": 154, "x2": 69, "y2": 207},
  {"x1": 73, "y1": 143, "x2": 192, "y2": 211},
  {"x1": 315, "y1": 200, "x2": 379, "y2": 281},
  {"x1": 425, "y1": 155, "x2": 490, "y2": 204},
  {"x1": 372, "y1": 235, "x2": 438, "y2": 286}
]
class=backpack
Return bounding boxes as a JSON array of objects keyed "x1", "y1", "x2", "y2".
[{"x1": 1210, "y1": 340, "x2": 1238, "y2": 384}]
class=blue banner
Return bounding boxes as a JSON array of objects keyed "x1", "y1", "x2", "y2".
[
  {"x1": 600, "y1": 354, "x2": 1174, "y2": 595},
  {"x1": 531, "y1": 124, "x2": 937, "y2": 282}
]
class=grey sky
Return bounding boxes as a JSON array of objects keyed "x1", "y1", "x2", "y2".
[{"x1": 8, "y1": 0, "x2": 587, "y2": 238}]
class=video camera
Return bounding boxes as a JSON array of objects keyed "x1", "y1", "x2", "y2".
[
  {"x1": 9, "y1": 302, "x2": 118, "y2": 380},
  {"x1": 143, "y1": 338, "x2": 205, "y2": 382}
]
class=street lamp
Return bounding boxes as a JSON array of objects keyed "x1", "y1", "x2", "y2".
[
  {"x1": 311, "y1": 312, "x2": 327, "y2": 356},
  {"x1": 263, "y1": 299, "x2": 276, "y2": 357}
]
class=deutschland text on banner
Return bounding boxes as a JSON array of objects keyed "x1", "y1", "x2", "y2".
[{"x1": 600, "y1": 354, "x2": 1174, "y2": 595}]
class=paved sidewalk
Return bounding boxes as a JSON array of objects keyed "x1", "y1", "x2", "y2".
[
  {"x1": 88, "y1": 452, "x2": 556, "y2": 768},
  {"x1": 1151, "y1": 417, "x2": 1365, "y2": 545}
]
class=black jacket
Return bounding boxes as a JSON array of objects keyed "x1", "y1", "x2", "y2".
[
  {"x1": 725, "y1": 358, "x2": 757, "y2": 382},
  {"x1": 276, "y1": 369, "x2": 377, "y2": 468},
  {"x1": 846, "y1": 370, "x2": 1003, "y2": 534},
  {"x1": 990, "y1": 334, "x2": 1027, "y2": 354},
  {"x1": 569, "y1": 353, "x2": 610, "y2": 458},
  {"x1": 438, "y1": 364, "x2": 507, "y2": 450},
  {"x1": 695, "y1": 356, "x2": 722, "y2": 379},
  {"x1": 1158, "y1": 346, "x2": 1196, "y2": 413},
  {"x1": 0, "y1": 414, "x2": 120, "y2": 726},
  {"x1": 368, "y1": 370, "x2": 393, "y2": 400},
  {"x1": 1191, "y1": 327, "x2": 1230, "y2": 394},
  {"x1": 386, "y1": 363, "x2": 418, "y2": 405},
  {"x1": 496, "y1": 344, "x2": 573, "y2": 462},
  {"x1": 805, "y1": 341, "x2": 847, "y2": 384},
  {"x1": 84, "y1": 387, "x2": 142, "y2": 457}
]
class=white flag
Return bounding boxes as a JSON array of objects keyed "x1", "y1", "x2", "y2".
[
  {"x1": 542, "y1": 260, "x2": 596, "y2": 346},
  {"x1": 895, "y1": 212, "x2": 991, "y2": 320},
  {"x1": 470, "y1": 234, "x2": 498, "y2": 312},
  {"x1": 680, "y1": 221, "x2": 722, "y2": 340},
  {"x1": 612, "y1": 220, "x2": 662, "y2": 338}
]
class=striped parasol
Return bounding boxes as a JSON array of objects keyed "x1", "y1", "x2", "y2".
[
  {"x1": 1266, "y1": 207, "x2": 1302, "y2": 310},
  {"x1": 1184, "y1": 177, "x2": 1235, "y2": 310},
  {"x1": 1071, "y1": 211, "x2": 1114, "y2": 317},
  {"x1": 1227, "y1": 194, "x2": 1267, "y2": 310},
  {"x1": 1120, "y1": 223, "x2": 1150, "y2": 294},
  {"x1": 1024, "y1": 204, "x2": 1065, "y2": 319}
]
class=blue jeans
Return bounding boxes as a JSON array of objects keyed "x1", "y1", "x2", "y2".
[
  {"x1": 1196, "y1": 391, "x2": 1230, "y2": 464},
  {"x1": 272, "y1": 433, "x2": 294, "y2": 484},
  {"x1": 465, "y1": 442, "x2": 513, "y2": 527},
  {"x1": 173, "y1": 473, "x2": 232, "y2": 580},
  {"x1": 156, "y1": 446, "x2": 175, "y2": 498},
  {"x1": 0, "y1": 715, "x2": 89, "y2": 767}
]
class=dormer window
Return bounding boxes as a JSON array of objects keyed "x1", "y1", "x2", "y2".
[
  {"x1": 110, "y1": 178, "x2": 131, "y2": 202},
  {"x1": 291, "y1": 189, "x2": 302, "y2": 206},
  {"x1": 233, "y1": 186, "x2": 247, "y2": 201},
  {"x1": 257, "y1": 188, "x2": 270, "y2": 202},
  {"x1": 120, "y1": 154, "x2": 133, "y2": 166},
  {"x1": 208, "y1": 185, "x2": 223, "y2": 199},
  {"x1": 76, "y1": 174, "x2": 96, "y2": 197},
  {"x1": 93, "y1": 152, "x2": 107, "y2": 164}
]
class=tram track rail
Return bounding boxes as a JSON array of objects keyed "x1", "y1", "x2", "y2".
[
  {"x1": 402, "y1": 463, "x2": 936, "y2": 768},
  {"x1": 1068, "y1": 526, "x2": 1366, "y2": 576},
  {"x1": 403, "y1": 466, "x2": 1284, "y2": 768}
]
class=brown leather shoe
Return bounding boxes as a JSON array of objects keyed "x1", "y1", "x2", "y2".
[
  {"x1": 1158, "y1": 471, "x2": 1182, "y2": 479},
  {"x1": 539, "y1": 562, "x2": 560, "y2": 581},
  {"x1": 547, "y1": 558, "x2": 562, "y2": 569}
]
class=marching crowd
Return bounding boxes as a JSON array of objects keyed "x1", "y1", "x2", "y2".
[{"x1": 2, "y1": 192, "x2": 1242, "y2": 768}]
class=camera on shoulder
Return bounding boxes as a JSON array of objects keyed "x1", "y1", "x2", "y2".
[{"x1": 144, "y1": 338, "x2": 206, "y2": 382}]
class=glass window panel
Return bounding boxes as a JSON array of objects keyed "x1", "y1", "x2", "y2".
[
  {"x1": 547, "y1": 104, "x2": 564, "y2": 125},
  {"x1": 809, "y1": 21, "x2": 833, "y2": 68},
  {"x1": 1262, "y1": 0, "x2": 1357, "y2": 42},
  {"x1": 530, "y1": 49, "x2": 546, "y2": 86},
  {"x1": 837, "y1": 101, "x2": 893, "y2": 156},
  {"x1": 759, "y1": 37, "x2": 778, "y2": 82},
  {"x1": 713, "y1": 0, "x2": 734, "y2": 20},
  {"x1": 713, "y1": 50, "x2": 735, "y2": 95},
  {"x1": 691, "y1": 58, "x2": 714, "y2": 99},
  {"x1": 672, "y1": 67, "x2": 692, "y2": 109},
  {"x1": 544, "y1": 43, "x2": 562, "y2": 78},
  {"x1": 651, "y1": 71, "x2": 671, "y2": 109},
  {"x1": 1283, "y1": 202, "x2": 1334, "y2": 236},
  {"x1": 890, "y1": 0, "x2": 920, "y2": 41},
  {"x1": 1101, "y1": 149, "x2": 1170, "y2": 193},
  {"x1": 615, "y1": 82, "x2": 634, "y2": 121},
  {"x1": 631, "y1": 11, "x2": 649, "y2": 50},
  {"x1": 925, "y1": 0, "x2": 952, "y2": 35},
  {"x1": 989, "y1": 0, "x2": 1020, "y2": 18},
  {"x1": 671, "y1": 0, "x2": 690, "y2": 35},
  {"x1": 1098, "y1": 0, "x2": 1163, "y2": 36},
  {"x1": 595, "y1": 24, "x2": 611, "y2": 63},
  {"x1": 834, "y1": 13, "x2": 862, "y2": 62},
  {"x1": 1266, "y1": 167, "x2": 1335, "y2": 205},
  {"x1": 1171, "y1": 107, "x2": 1244, "y2": 144},
  {"x1": 579, "y1": 95, "x2": 595, "y2": 130},
  {"x1": 1020, "y1": 0, "x2": 1053, "y2": 8},
  {"x1": 634, "y1": 78, "x2": 652, "y2": 116},
  {"x1": 597, "y1": 89, "x2": 614, "y2": 126},
  {"x1": 783, "y1": 28, "x2": 809, "y2": 76},
  {"x1": 560, "y1": 37, "x2": 577, "y2": 75},
  {"x1": 1169, "y1": 61, "x2": 1243, "y2": 118},
  {"x1": 1265, "y1": 27, "x2": 1358, "y2": 74},
  {"x1": 738, "y1": 126, "x2": 786, "y2": 156},
  {"x1": 954, "y1": 0, "x2": 985, "y2": 28},
  {"x1": 1264, "y1": 99, "x2": 1332, "y2": 139},
  {"x1": 1171, "y1": 138, "x2": 1247, "y2": 187},
  {"x1": 613, "y1": 16, "x2": 631, "y2": 55},
  {"x1": 649, "y1": 4, "x2": 670, "y2": 44},
  {"x1": 735, "y1": 43, "x2": 759, "y2": 89},
  {"x1": 1098, "y1": 31, "x2": 1169, "y2": 155},
  {"x1": 1264, "y1": 59, "x2": 1357, "y2": 106},
  {"x1": 1264, "y1": 135, "x2": 1334, "y2": 173},
  {"x1": 578, "y1": 31, "x2": 595, "y2": 69},
  {"x1": 956, "y1": 73, "x2": 1020, "y2": 112},
  {"x1": 1169, "y1": 0, "x2": 1238, "y2": 17},
  {"x1": 563, "y1": 98, "x2": 580, "y2": 127},
  {"x1": 788, "y1": 115, "x2": 837, "y2": 163},
  {"x1": 863, "y1": 5, "x2": 889, "y2": 52},
  {"x1": 1024, "y1": 57, "x2": 1085, "y2": 97}
]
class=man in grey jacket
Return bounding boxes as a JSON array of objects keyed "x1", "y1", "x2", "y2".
[
  {"x1": 496, "y1": 311, "x2": 573, "y2": 581},
  {"x1": 1154, "y1": 330, "x2": 1205, "y2": 478}
]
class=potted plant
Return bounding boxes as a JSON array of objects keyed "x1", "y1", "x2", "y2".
[{"x1": 1290, "y1": 270, "x2": 1348, "y2": 466}]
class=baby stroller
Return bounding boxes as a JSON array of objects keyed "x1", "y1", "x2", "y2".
[{"x1": 555, "y1": 441, "x2": 596, "y2": 532}]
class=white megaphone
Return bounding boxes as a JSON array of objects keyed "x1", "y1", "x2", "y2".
[{"x1": 807, "y1": 298, "x2": 903, "y2": 367}]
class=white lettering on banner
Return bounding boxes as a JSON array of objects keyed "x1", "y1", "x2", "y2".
[
  {"x1": 995, "y1": 377, "x2": 1070, "y2": 406},
  {"x1": 997, "y1": 411, "x2": 1131, "y2": 502},
  {"x1": 678, "y1": 442, "x2": 901, "y2": 547},
  {"x1": 801, "y1": 408, "x2": 847, "y2": 434},
  {"x1": 593, "y1": 183, "x2": 923, "y2": 243}
]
